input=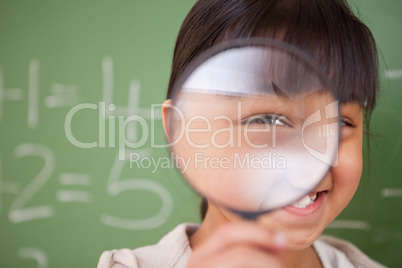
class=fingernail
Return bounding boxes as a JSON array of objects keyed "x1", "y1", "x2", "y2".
[{"x1": 274, "y1": 232, "x2": 287, "y2": 247}]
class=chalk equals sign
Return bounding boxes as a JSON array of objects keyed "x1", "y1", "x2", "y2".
[
  {"x1": 384, "y1": 69, "x2": 402, "y2": 79},
  {"x1": 56, "y1": 173, "x2": 93, "y2": 203},
  {"x1": 382, "y1": 188, "x2": 402, "y2": 197}
]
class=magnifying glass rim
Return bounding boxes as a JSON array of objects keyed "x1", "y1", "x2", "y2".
[
  {"x1": 168, "y1": 37, "x2": 340, "y2": 217},
  {"x1": 171, "y1": 37, "x2": 338, "y2": 101}
]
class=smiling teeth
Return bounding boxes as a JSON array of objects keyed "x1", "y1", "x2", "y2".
[{"x1": 291, "y1": 193, "x2": 318, "y2": 208}]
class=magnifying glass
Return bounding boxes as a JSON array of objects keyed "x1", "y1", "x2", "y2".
[{"x1": 166, "y1": 38, "x2": 339, "y2": 220}]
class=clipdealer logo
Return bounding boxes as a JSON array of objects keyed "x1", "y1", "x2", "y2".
[
  {"x1": 129, "y1": 151, "x2": 287, "y2": 173},
  {"x1": 64, "y1": 101, "x2": 338, "y2": 166},
  {"x1": 64, "y1": 102, "x2": 164, "y2": 160}
]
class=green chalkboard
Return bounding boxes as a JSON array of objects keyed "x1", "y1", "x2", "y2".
[{"x1": 0, "y1": 0, "x2": 401, "y2": 267}]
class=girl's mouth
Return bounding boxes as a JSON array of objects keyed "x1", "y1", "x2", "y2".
[
  {"x1": 283, "y1": 191, "x2": 327, "y2": 216},
  {"x1": 290, "y1": 193, "x2": 319, "y2": 208}
]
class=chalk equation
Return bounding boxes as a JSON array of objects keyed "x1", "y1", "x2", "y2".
[
  {"x1": 0, "y1": 59, "x2": 83, "y2": 128},
  {"x1": 0, "y1": 143, "x2": 172, "y2": 228},
  {"x1": 0, "y1": 55, "x2": 172, "y2": 232}
]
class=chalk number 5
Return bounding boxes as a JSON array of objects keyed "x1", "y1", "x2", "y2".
[{"x1": 101, "y1": 152, "x2": 173, "y2": 230}]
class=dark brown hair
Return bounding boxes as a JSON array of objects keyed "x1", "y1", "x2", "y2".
[{"x1": 166, "y1": 0, "x2": 379, "y2": 219}]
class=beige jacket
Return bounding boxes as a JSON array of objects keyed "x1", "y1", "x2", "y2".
[{"x1": 98, "y1": 223, "x2": 386, "y2": 268}]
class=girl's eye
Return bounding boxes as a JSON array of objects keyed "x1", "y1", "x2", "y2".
[
  {"x1": 340, "y1": 116, "x2": 356, "y2": 127},
  {"x1": 242, "y1": 114, "x2": 293, "y2": 127}
]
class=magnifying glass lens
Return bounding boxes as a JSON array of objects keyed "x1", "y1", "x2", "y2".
[{"x1": 167, "y1": 40, "x2": 338, "y2": 217}]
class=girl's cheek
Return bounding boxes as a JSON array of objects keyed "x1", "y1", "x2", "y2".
[{"x1": 334, "y1": 136, "x2": 363, "y2": 193}]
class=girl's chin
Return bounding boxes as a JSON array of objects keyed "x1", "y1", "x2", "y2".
[
  {"x1": 258, "y1": 220, "x2": 322, "y2": 250},
  {"x1": 258, "y1": 194, "x2": 327, "y2": 250},
  {"x1": 284, "y1": 237, "x2": 317, "y2": 251}
]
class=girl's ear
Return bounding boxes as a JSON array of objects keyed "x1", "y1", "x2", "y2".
[{"x1": 161, "y1": 99, "x2": 172, "y2": 142}]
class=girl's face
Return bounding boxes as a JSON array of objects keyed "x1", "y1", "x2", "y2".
[
  {"x1": 168, "y1": 91, "x2": 339, "y2": 212},
  {"x1": 164, "y1": 92, "x2": 363, "y2": 250}
]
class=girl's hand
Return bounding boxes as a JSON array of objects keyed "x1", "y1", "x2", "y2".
[{"x1": 187, "y1": 222, "x2": 286, "y2": 268}]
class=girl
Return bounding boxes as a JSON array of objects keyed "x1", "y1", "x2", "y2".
[{"x1": 98, "y1": 0, "x2": 385, "y2": 267}]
